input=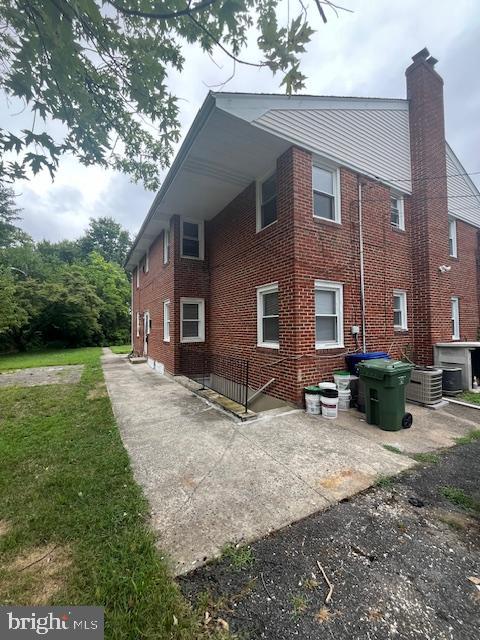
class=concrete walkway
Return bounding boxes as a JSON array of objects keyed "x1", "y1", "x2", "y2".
[{"x1": 101, "y1": 349, "x2": 478, "y2": 574}]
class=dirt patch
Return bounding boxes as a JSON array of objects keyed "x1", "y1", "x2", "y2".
[
  {"x1": 1, "y1": 545, "x2": 72, "y2": 605},
  {"x1": 318, "y1": 468, "x2": 375, "y2": 499},
  {"x1": 0, "y1": 520, "x2": 11, "y2": 537},
  {"x1": 87, "y1": 382, "x2": 108, "y2": 400},
  {"x1": 0, "y1": 365, "x2": 84, "y2": 388}
]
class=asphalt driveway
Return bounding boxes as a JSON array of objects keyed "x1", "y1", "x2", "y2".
[{"x1": 101, "y1": 349, "x2": 478, "y2": 574}]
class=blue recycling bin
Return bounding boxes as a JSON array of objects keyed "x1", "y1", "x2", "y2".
[{"x1": 346, "y1": 352, "x2": 390, "y2": 375}]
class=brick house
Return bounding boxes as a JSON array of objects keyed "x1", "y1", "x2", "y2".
[{"x1": 126, "y1": 49, "x2": 480, "y2": 407}]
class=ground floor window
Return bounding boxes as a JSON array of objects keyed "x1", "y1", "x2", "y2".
[
  {"x1": 393, "y1": 290, "x2": 408, "y2": 330},
  {"x1": 257, "y1": 283, "x2": 279, "y2": 348},
  {"x1": 163, "y1": 300, "x2": 170, "y2": 342},
  {"x1": 136, "y1": 311, "x2": 140, "y2": 338},
  {"x1": 451, "y1": 296, "x2": 460, "y2": 340},
  {"x1": 180, "y1": 298, "x2": 205, "y2": 343},
  {"x1": 315, "y1": 280, "x2": 344, "y2": 349}
]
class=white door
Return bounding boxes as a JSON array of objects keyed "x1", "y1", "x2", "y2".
[{"x1": 143, "y1": 311, "x2": 150, "y2": 356}]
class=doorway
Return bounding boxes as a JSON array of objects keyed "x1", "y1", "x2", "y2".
[{"x1": 143, "y1": 311, "x2": 150, "y2": 356}]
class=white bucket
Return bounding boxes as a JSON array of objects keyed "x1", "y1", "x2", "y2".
[
  {"x1": 334, "y1": 374, "x2": 351, "y2": 391},
  {"x1": 321, "y1": 395, "x2": 339, "y2": 419},
  {"x1": 318, "y1": 382, "x2": 336, "y2": 391},
  {"x1": 305, "y1": 393, "x2": 321, "y2": 415},
  {"x1": 338, "y1": 389, "x2": 351, "y2": 411}
]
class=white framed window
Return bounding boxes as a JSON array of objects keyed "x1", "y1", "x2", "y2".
[
  {"x1": 136, "y1": 311, "x2": 140, "y2": 338},
  {"x1": 313, "y1": 164, "x2": 340, "y2": 223},
  {"x1": 390, "y1": 193, "x2": 405, "y2": 230},
  {"x1": 144, "y1": 249, "x2": 149, "y2": 273},
  {"x1": 393, "y1": 290, "x2": 408, "y2": 330},
  {"x1": 180, "y1": 298, "x2": 205, "y2": 343},
  {"x1": 451, "y1": 297, "x2": 460, "y2": 340},
  {"x1": 257, "y1": 283, "x2": 279, "y2": 348},
  {"x1": 256, "y1": 172, "x2": 277, "y2": 231},
  {"x1": 315, "y1": 280, "x2": 344, "y2": 349},
  {"x1": 181, "y1": 219, "x2": 204, "y2": 260},
  {"x1": 163, "y1": 228, "x2": 170, "y2": 264},
  {"x1": 448, "y1": 218, "x2": 457, "y2": 258},
  {"x1": 136, "y1": 267, "x2": 139, "y2": 288},
  {"x1": 163, "y1": 300, "x2": 170, "y2": 342}
]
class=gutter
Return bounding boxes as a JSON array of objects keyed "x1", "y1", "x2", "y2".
[
  {"x1": 124, "y1": 92, "x2": 217, "y2": 270},
  {"x1": 358, "y1": 179, "x2": 367, "y2": 352}
]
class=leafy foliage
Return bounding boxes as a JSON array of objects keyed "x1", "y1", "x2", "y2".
[
  {"x1": 0, "y1": 0, "x2": 337, "y2": 187},
  {"x1": 79, "y1": 217, "x2": 132, "y2": 265},
  {"x1": 0, "y1": 183, "x2": 32, "y2": 248}
]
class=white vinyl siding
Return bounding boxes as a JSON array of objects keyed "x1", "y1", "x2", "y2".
[
  {"x1": 256, "y1": 172, "x2": 277, "y2": 231},
  {"x1": 180, "y1": 298, "x2": 205, "y2": 343},
  {"x1": 257, "y1": 283, "x2": 279, "y2": 348},
  {"x1": 390, "y1": 194, "x2": 405, "y2": 230},
  {"x1": 393, "y1": 290, "x2": 408, "y2": 330},
  {"x1": 315, "y1": 280, "x2": 344, "y2": 349},
  {"x1": 313, "y1": 165, "x2": 340, "y2": 223},
  {"x1": 181, "y1": 219, "x2": 204, "y2": 260},
  {"x1": 448, "y1": 218, "x2": 457, "y2": 258},
  {"x1": 163, "y1": 300, "x2": 170, "y2": 341},
  {"x1": 163, "y1": 229, "x2": 170, "y2": 264},
  {"x1": 446, "y1": 145, "x2": 480, "y2": 228},
  {"x1": 451, "y1": 297, "x2": 460, "y2": 340}
]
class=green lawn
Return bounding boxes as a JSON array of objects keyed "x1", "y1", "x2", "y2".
[
  {"x1": 109, "y1": 344, "x2": 132, "y2": 355},
  {"x1": 0, "y1": 347, "x2": 101, "y2": 372},
  {"x1": 0, "y1": 348, "x2": 224, "y2": 639},
  {"x1": 457, "y1": 391, "x2": 480, "y2": 406}
]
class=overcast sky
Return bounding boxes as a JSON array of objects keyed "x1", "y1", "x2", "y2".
[{"x1": 4, "y1": 0, "x2": 480, "y2": 242}]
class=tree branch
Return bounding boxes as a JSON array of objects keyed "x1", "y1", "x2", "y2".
[{"x1": 108, "y1": 0, "x2": 217, "y2": 20}]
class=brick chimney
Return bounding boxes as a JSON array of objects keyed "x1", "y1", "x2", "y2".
[{"x1": 406, "y1": 48, "x2": 452, "y2": 364}]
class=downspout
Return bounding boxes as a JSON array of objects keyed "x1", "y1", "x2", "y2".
[{"x1": 358, "y1": 180, "x2": 367, "y2": 352}]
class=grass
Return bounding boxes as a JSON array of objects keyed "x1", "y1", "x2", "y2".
[
  {"x1": 291, "y1": 594, "x2": 308, "y2": 616},
  {"x1": 0, "y1": 348, "x2": 226, "y2": 639},
  {"x1": 454, "y1": 429, "x2": 480, "y2": 445},
  {"x1": 221, "y1": 543, "x2": 254, "y2": 570},
  {"x1": 410, "y1": 452, "x2": 440, "y2": 464},
  {"x1": 375, "y1": 475, "x2": 394, "y2": 488},
  {"x1": 109, "y1": 344, "x2": 132, "y2": 355},
  {"x1": 440, "y1": 486, "x2": 480, "y2": 513},
  {"x1": 457, "y1": 391, "x2": 480, "y2": 406},
  {"x1": 382, "y1": 444, "x2": 403, "y2": 455}
]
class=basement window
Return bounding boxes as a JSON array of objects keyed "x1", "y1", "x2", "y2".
[
  {"x1": 181, "y1": 219, "x2": 204, "y2": 260},
  {"x1": 257, "y1": 172, "x2": 277, "y2": 231},
  {"x1": 257, "y1": 283, "x2": 279, "y2": 348},
  {"x1": 393, "y1": 290, "x2": 408, "y2": 330},
  {"x1": 448, "y1": 218, "x2": 457, "y2": 257},
  {"x1": 451, "y1": 297, "x2": 460, "y2": 340},
  {"x1": 390, "y1": 193, "x2": 405, "y2": 230},
  {"x1": 315, "y1": 280, "x2": 344, "y2": 349},
  {"x1": 180, "y1": 298, "x2": 205, "y2": 343},
  {"x1": 313, "y1": 165, "x2": 340, "y2": 222}
]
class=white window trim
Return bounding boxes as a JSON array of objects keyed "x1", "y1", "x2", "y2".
[
  {"x1": 136, "y1": 266, "x2": 139, "y2": 289},
  {"x1": 315, "y1": 280, "x2": 344, "y2": 349},
  {"x1": 181, "y1": 218, "x2": 204, "y2": 260},
  {"x1": 145, "y1": 249, "x2": 149, "y2": 273},
  {"x1": 163, "y1": 299, "x2": 170, "y2": 342},
  {"x1": 136, "y1": 311, "x2": 140, "y2": 338},
  {"x1": 312, "y1": 160, "x2": 341, "y2": 224},
  {"x1": 256, "y1": 168, "x2": 278, "y2": 233},
  {"x1": 390, "y1": 192, "x2": 405, "y2": 231},
  {"x1": 256, "y1": 282, "x2": 279, "y2": 348},
  {"x1": 144, "y1": 310, "x2": 151, "y2": 335},
  {"x1": 393, "y1": 289, "x2": 408, "y2": 330},
  {"x1": 180, "y1": 297, "x2": 205, "y2": 343},
  {"x1": 451, "y1": 296, "x2": 460, "y2": 340},
  {"x1": 163, "y1": 228, "x2": 170, "y2": 264},
  {"x1": 448, "y1": 217, "x2": 457, "y2": 258}
]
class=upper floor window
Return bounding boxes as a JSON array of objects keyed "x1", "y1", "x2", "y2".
[
  {"x1": 315, "y1": 280, "x2": 344, "y2": 349},
  {"x1": 135, "y1": 267, "x2": 139, "y2": 288},
  {"x1": 393, "y1": 290, "x2": 408, "y2": 330},
  {"x1": 163, "y1": 300, "x2": 170, "y2": 342},
  {"x1": 144, "y1": 249, "x2": 149, "y2": 273},
  {"x1": 181, "y1": 219, "x2": 204, "y2": 260},
  {"x1": 180, "y1": 298, "x2": 205, "y2": 343},
  {"x1": 163, "y1": 228, "x2": 170, "y2": 264},
  {"x1": 390, "y1": 193, "x2": 405, "y2": 230},
  {"x1": 257, "y1": 283, "x2": 279, "y2": 348},
  {"x1": 257, "y1": 172, "x2": 277, "y2": 231},
  {"x1": 448, "y1": 218, "x2": 457, "y2": 258},
  {"x1": 313, "y1": 165, "x2": 339, "y2": 222},
  {"x1": 451, "y1": 296, "x2": 460, "y2": 340}
]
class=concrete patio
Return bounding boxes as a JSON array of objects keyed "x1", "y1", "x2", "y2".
[{"x1": 101, "y1": 349, "x2": 479, "y2": 575}]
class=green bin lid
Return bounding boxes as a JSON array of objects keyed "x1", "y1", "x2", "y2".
[
  {"x1": 358, "y1": 358, "x2": 413, "y2": 374},
  {"x1": 304, "y1": 385, "x2": 322, "y2": 394}
]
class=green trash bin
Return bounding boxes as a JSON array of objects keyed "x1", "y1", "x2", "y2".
[{"x1": 358, "y1": 359, "x2": 414, "y2": 431}]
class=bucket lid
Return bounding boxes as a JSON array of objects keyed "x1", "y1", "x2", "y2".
[
  {"x1": 318, "y1": 382, "x2": 336, "y2": 389},
  {"x1": 304, "y1": 385, "x2": 322, "y2": 394},
  {"x1": 333, "y1": 370, "x2": 350, "y2": 376},
  {"x1": 320, "y1": 388, "x2": 339, "y2": 398}
]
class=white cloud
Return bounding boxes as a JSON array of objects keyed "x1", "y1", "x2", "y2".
[{"x1": 10, "y1": 0, "x2": 480, "y2": 241}]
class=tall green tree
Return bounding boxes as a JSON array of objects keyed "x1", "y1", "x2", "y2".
[
  {"x1": 0, "y1": 183, "x2": 31, "y2": 248},
  {"x1": 0, "y1": 1, "x2": 345, "y2": 187},
  {"x1": 79, "y1": 217, "x2": 131, "y2": 265}
]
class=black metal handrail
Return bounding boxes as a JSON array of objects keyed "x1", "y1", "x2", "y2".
[{"x1": 179, "y1": 346, "x2": 250, "y2": 413}]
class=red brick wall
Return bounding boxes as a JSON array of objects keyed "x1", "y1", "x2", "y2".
[{"x1": 449, "y1": 219, "x2": 480, "y2": 341}]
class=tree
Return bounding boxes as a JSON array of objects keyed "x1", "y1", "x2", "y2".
[
  {"x1": 79, "y1": 217, "x2": 131, "y2": 265},
  {"x1": 0, "y1": 1, "x2": 345, "y2": 188},
  {"x1": 0, "y1": 183, "x2": 31, "y2": 248}
]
